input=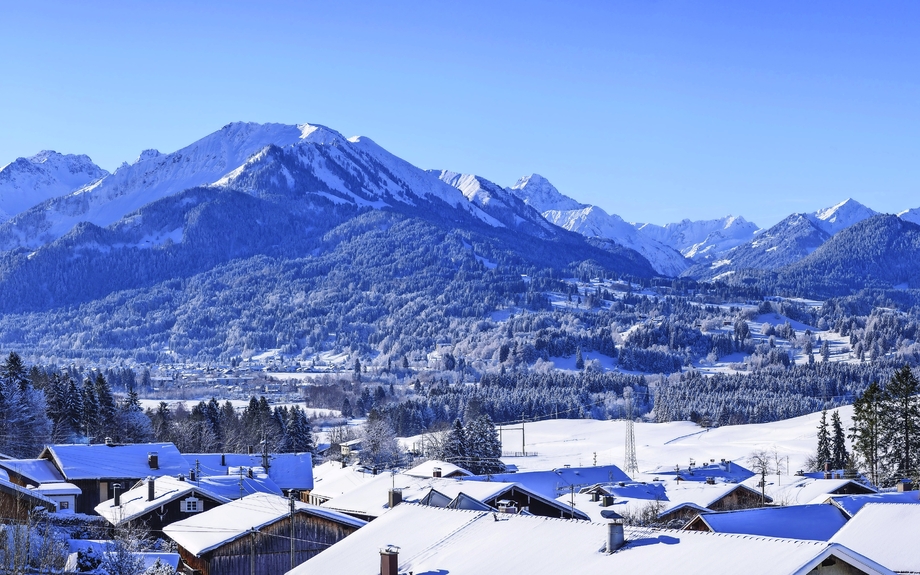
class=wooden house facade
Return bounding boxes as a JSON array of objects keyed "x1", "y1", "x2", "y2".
[
  {"x1": 164, "y1": 493, "x2": 365, "y2": 575},
  {"x1": 178, "y1": 510, "x2": 361, "y2": 575}
]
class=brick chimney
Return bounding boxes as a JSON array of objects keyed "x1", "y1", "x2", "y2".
[{"x1": 380, "y1": 545, "x2": 399, "y2": 575}]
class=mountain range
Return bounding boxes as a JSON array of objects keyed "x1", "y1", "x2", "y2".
[{"x1": 0, "y1": 120, "x2": 918, "y2": 360}]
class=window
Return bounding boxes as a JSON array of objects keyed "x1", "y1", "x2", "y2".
[
  {"x1": 59, "y1": 501, "x2": 69, "y2": 510},
  {"x1": 182, "y1": 497, "x2": 201, "y2": 513}
]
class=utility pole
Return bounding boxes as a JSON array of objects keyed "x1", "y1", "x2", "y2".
[{"x1": 624, "y1": 389, "x2": 639, "y2": 476}]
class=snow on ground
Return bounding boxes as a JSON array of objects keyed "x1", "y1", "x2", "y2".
[{"x1": 488, "y1": 406, "x2": 853, "y2": 478}]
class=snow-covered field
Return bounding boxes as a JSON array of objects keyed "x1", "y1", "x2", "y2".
[{"x1": 489, "y1": 406, "x2": 852, "y2": 476}]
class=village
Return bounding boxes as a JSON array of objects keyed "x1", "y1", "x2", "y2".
[{"x1": 2, "y1": 410, "x2": 917, "y2": 575}]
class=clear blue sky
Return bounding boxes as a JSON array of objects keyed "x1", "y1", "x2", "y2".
[{"x1": 1, "y1": 1, "x2": 917, "y2": 227}]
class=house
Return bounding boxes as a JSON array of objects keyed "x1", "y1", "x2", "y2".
[
  {"x1": 812, "y1": 490, "x2": 920, "y2": 518},
  {"x1": 308, "y1": 461, "x2": 380, "y2": 505},
  {"x1": 683, "y1": 504, "x2": 850, "y2": 541},
  {"x1": 404, "y1": 459, "x2": 473, "y2": 479},
  {"x1": 319, "y1": 471, "x2": 589, "y2": 522},
  {"x1": 0, "y1": 458, "x2": 67, "y2": 487},
  {"x1": 566, "y1": 479, "x2": 770, "y2": 524},
  {"x1": 286, "y1": 503, "x2": 895, "y2": 575},
  {"x1": 0, "y1": 458, "x2": 81, "y2": 513},
  {"x1": 643, "y1": 458, "x2": 755, "y2": 483},
  {"x1": 164, "y1": 492, "x2": 365, "y2": 575},
  {"x1": 0, "y1": 473, "x2": 58, "y2": 520},
  {"x1": 38, "y1": 443, "x2": 190, "y2": 515},
  {"x1": 187, "y1": 452, "x2": 313, "y2": 496},
  {"x1": 465, "y1": 464, "x2": 631, "y2": 500},
  {"x1": 829, "y1": 503, "x2": 920, "y2": 574},
  {"x1": 95, "y1": 475, "x2": 229, "y2": 534},
  {"x1": 744, "y1": 475, "x2": 875, "y2": 506}
]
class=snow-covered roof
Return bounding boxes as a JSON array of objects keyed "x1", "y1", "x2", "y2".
[
  {"x1": 830, "y1": 503, "x2": 920, "y2": 574},
  {"x1": 196, "y1": 473, "x2": 283, "y2": 500},
  {"x1": 287, "y1": 503, "x2": 895, "y2": 575},
  {"x1": 32, "y1": 482, "x2": 81, "y2": 496},
  {"x1": 817, "y1": 491, "x2": 920, "y2": 517},
  {"x1": 95, "y1": 475, "x2": 229, "y2": 525},
  {"x1": 466, "y1": 465, "x2": 631, "y2": 499},
  {"x1": 41, "y1": 443, "x2": 189, "y2": 480},
  {"x1": 187, "y1": 452, "x2": 313, "y2": 490},
  {"x1": 320, "y1": 471, "x2": 588, "y2": 520},
  {"x1": 0, "y1": 458, "x2": 66, "y2": 484},
  {"x1": 0, "y1": 476, "x2": 57, "y2": 509},
  {"x1": 559, "y1": 479, "x2": 767, "y2": 521},
  {"x1": 744, "y1": 476, "x2": 875, "y2": 506},
  {"x1": 404, "y1": 459, "x2": 473, "y2": 478},
  {"x1": 643, "y1": 460, "x2": 755, "y2": 483},
  {"x1": 164, "y1": 492, "x2": 365, "y2": 556},
  {"x1": 689, "y1": 504, "x2": 849, "y2": 541},
  {"x1": 309, "y1": 461, "x2": 381, "y2": 500}
]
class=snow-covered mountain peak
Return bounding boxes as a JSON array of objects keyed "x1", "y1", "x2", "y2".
[
  {"x1": 809, "y1": 198, "x2": 876, "y2": 235},
  {"x1": 508, "y1": 174, "x2": 583, "y2": 212},
  {"x1": 900, "y1": 207, "x2": 920, "y2": 225},
  {"x1": 136, "y1": 149, "x2": 162, "y2": 163},
  {"x1": 634, "y1": 215, "x2": 760, "y2": 261},
  {"x1": 298, "y1": 123, "x2": 347, "y2": 145},
  {"x1": 0, "y1": 151, "x2": 108, "y2": 222}
]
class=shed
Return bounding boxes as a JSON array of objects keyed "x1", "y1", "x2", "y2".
[{"x1": 164, "y1": 492, "x2": 365, "y2": 575}]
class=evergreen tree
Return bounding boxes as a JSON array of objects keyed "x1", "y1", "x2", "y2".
[
  {"x1": 850, "y1": 381, "x2": 884, "y2": 486},
  {"x1": 465, "y1": 414, "x2": 505, "y2": 475},
  {"x1": 0, "y1": 352, "x2": 29, "y2": 392},
  {"x1": 575, "y1": 348, "x2": 585, "y2": 370},
  {"x1": 830, "y1": 410, "x2": 848, "y2": 470},
  {"x1": 881, "y1": 365, "x2": 920, "y2": 478},
  {"x1": 816, "y1": 408, "x2": 831, "y2": 470},
  {"x1": 81, "y1": 379, "x2": 100, "y2": 441},
  {"x1": 442, "y1": 418, "x2": 467, "y2": 466},
  {"x1": 286, "y1": 406, "x2": 314, "y2": 454},
  {"x1": 94, "y1": 373, "x2": 117, "y2": 440}
]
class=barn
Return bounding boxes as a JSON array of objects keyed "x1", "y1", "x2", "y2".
[{"x1": 163, "y1": 492, "x2": 365, "y2": 575}]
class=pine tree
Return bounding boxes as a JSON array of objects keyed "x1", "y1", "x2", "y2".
[
  {"x1": 850, "y1": 381, "x2": 884, "y2": 486},
  {"x1": 575, "y1": 348, "x2": 585, "y2": 370},
  {"x1": 81, "y1": 379, "x2": 100, "y2": 441},
  {"x1": 94, "y1": 373, "x2": 117, "y2": 440},
  {"x1": 881, "y1": 365, "x2": 920, "y2": 478},
  {"x1": 443, "y1": 419, "x2": 467, "y2": 467},
  {"x1": 830, "y1": 410, "x2": 848, "y2": 470},
  {"x1": 465, "y1": 415, "x2": 505, "y2": 475},
  {"x1": 816, "y1": 408, "x2": 831, "y2": 470},
  {"x1": 286, "y1": 406, "x2": 314, "y2": 454}
]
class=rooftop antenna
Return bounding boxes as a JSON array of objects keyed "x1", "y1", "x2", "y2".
[{"x1": 623, "y1": 388, "x2": 639, "y2": 476}]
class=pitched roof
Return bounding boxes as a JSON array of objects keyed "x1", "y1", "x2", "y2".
[
  {"x1": 818, "y1": 491, "x2": 920, "y2": 517},
  {"x1": 187, "y1": 452, "x2": 313, "y2": 490},
  {"x1": 95, "y1": 475, "x2": 229, "y2": 525},
  {"x1": 319, "y1": 472, "x2": 588, "y2": 520},
  {"x1": 465, "y1": 465, "x2": 631, "y2": 499},
  {"x1": 744, "y1": 476, "x2": 875, "y2": 506},
  {"x1": 41, "y1": 443, "x2": 189, "y2": 480},
  {"x1": 0, "y1": 477, "x2": 57, "y2": 510},
  {"x1": 163, "y1": 492, "x2": 365, "y2": 556},
  {"x1": 829, "y1": 503, "x2": 920, "y2": 574},
  {"x1": 0, "y1": 459, "x2": 66, "y2": 484},
  {"x1": 564, "y1": 479, "x2": 769, "y2": 521},
  {"x1": 309, "y1": 462, "x2": 387, "y2": 500},
  {"x1": 404, "y1": 459, "x2": 473, "y2": 478},
  {"x1": 688, "y1": 504, "x2": 849, "y2": 541},
  {"x1": 287, "y1": 503, "x2": 895, "y2": 575}
]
